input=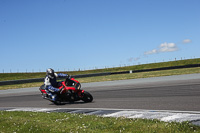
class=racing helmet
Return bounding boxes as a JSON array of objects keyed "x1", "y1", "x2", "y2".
[{"x1": 46, "y1": 68, "x2": 55, "y2": 78}]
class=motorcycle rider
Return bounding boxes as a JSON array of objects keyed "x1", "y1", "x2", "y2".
[{"x1": 44, "y1": 68, "x2": 69, "y2": 102}]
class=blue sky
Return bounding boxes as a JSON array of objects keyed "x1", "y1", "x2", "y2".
[{"x1": 0, "y1": 0, "x2": 199, "y2": 73}]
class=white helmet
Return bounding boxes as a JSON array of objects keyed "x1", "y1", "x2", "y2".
[{"x1": 46, "y1": 68, "x2": 55, "y2": 78}]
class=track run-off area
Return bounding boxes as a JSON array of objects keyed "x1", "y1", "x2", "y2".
[{"x1": 0, "y1": 73, "x2": 200, "y2": 125}]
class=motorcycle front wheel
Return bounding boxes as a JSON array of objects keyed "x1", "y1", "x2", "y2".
[{"x1": 82, "y1": 91, "x2": 93, "y2": 103}]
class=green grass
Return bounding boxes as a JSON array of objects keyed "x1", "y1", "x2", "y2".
[
  {"x1": 0, "y1": 58, "x2": 200, "y2": 81},
  {"x1": 78, "y1": 67, "x2": 200, "y2": 83},
  {"x1": 0, "y1": 111, "x2": 199, "y2": 133},
  {"x1": 0, "y1": 67, "x2": 200, "y2": 90}
]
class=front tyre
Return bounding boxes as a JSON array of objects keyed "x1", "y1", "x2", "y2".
[{"x1": 82, "y1": 91, "x2": 93, "y2": 103}]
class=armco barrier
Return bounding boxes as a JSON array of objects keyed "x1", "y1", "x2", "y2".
[
  {"x1": 0, "y1": 72, "x2": 111, "y2": 86},
  {"x1": 0, "y1": 78, "x2": 44, "y2": 86},
  {"x1": 72, "y1": 72, "x2": 111, "y2": 78},
  {"x1": 0, "y1": 64, "x2": 199, "y2": 86}
]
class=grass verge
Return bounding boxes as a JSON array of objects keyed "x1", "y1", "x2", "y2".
[
  {"x1": 0, "y1": 111, "x2": 200, "y2": 133},
  {"x1": 0, "y1": 67, "x2": 200, "y2": 90},
  {"x1": 0, "y1": 58, "x2": 200, "y2": 81}
]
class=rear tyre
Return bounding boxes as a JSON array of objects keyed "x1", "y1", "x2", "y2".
[
  {"x1": 82, "y1": 91, "x2": 93, "y2": 103},
  {"x1": 53, "y1": 100, "x2": 62, "y2": 105}
]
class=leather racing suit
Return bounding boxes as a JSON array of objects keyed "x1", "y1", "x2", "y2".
[{"x1": 44, "y1": 73, "x2": 68, "y2": 101}]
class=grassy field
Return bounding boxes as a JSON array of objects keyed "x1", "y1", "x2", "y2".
[
  {"x1": 0, "y1": 67, "x2": 200, "y2": 90},
  {"x1": 0, "y1": 58, "x2": 200, "y2": 81},
  {"x1": 1, "y1": 111, "x2": 200, "y2": 133}
]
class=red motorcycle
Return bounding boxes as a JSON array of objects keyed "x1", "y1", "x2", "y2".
[{"x1": 39, "y1": 77, "x2": 93, "y2": 105}]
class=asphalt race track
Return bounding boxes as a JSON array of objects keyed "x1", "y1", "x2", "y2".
[{"x1": 0, "y1": 73, "x2": 200, "y2": 111}]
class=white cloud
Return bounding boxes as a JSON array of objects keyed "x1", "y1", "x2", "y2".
[
  {"x1": 144, "y1": 42, "x2": 178, "y2": 55},
  {"x1": 182, "y1": 39, "x2": 192, "y2": 43},
  {"x1": 144, "y1": 49, "x2": 158, "y2": 55},
  {"x1": 134, "y1": 57, "x2": 140, "y2": 61},
  {"x1": 159, "y1": 42, "x2": 178, "y2": 52},
  {"x1": 128, "y1": 57, "x2": 140, "y2": 62},
  {"x1": 129, "y1": 39, "x2": 190, "y2": 62},
  {"x1": 128, "y1": 57, "x2": 134, "y2": 62}
]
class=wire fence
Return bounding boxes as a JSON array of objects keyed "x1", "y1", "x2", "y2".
[{"x1": 1, "y1": 57, "x2": 199, "y2": 73}]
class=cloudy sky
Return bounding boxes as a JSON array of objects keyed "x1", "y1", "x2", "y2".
[{"x1": 0, "y1": 0, "x2": 199, "y2": 72}]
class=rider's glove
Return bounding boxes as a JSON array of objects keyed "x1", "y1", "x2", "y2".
[
  {"x1": 59, "y1": 87, "x2": 65, "y2": 94},
  {"x1": 66, "y1": 75, "x2": 71, "y2": 79}
]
